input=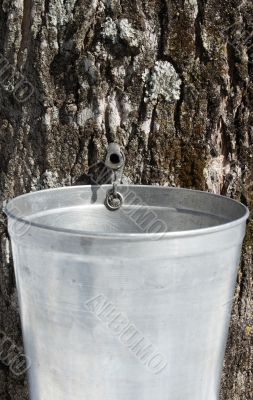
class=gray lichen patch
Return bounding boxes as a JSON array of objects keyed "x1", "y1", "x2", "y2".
[
  {"x1": 186, "y1": 0, "x2": 199, "y2": 19},
  {"x1": 118, "y1": 19, "x2": 140, "y2": 48},
  {"x1": 102, "y1": 17, "x2": 118, "y2": 43},
  {"x1": 102, "y1": 17, "x2": 141, "y2": 49},
  {"x1": 143, "y1": 61, "x2": 182, "y2": 104}
]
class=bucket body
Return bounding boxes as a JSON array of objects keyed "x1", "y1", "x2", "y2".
[{"x1": 5, "y1": 185, "x2": 249, "y2": 400}]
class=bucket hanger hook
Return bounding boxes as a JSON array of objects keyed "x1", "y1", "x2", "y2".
[{"x1": 104, "y1": 143, "x2": 125, "y2": 210}]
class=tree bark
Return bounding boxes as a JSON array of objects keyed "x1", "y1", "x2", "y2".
[{"x1": 0, "y1": 0, "x2": 252, "y2": 399}]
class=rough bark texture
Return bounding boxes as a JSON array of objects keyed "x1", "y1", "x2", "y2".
[{"x1": 0, "y1": 0, "x2": 252, "y2": 399}]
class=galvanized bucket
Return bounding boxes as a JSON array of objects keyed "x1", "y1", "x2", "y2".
[{"x1": 4, "y1": 185, "x2": 249, "y2": 400}]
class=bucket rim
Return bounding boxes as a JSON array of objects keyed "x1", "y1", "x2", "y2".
[{"x1": 3, "y1": 185, "x2": 250, "y2": 240}]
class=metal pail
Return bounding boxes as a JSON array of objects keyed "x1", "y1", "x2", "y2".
[{"x1": 4, "y1": 185, "x2": 249, "y2": 400}]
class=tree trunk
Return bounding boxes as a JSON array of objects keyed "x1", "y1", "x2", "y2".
[{"x1": 0, "y1": 0, "x2": 252, "y2": 399}]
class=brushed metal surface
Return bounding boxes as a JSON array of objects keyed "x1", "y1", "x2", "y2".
[{"x1": 4, "y1": 185, "x2": 249, "y2": 400}]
